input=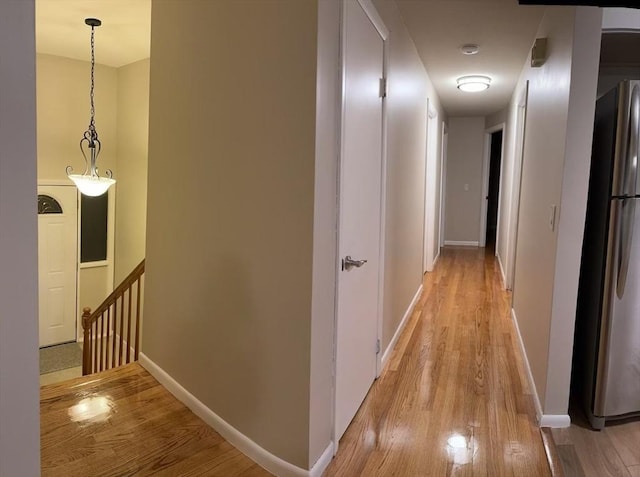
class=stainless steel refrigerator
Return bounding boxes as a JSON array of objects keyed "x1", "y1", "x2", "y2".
[{"x1": 574, "y1": 80, "x2": 640, "y2": 429}]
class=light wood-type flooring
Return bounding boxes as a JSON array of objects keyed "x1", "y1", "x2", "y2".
[
  {"x1": 40, "y1": 363, "x2": 272, "y2": 476},
  {"x1": 324, "y1": 246, "x2": 551, "y2": 476},
  {"x1": 551, "y1": 412, "x2": 640, "y2": 477},
  {"x1": 41, "y1": 247, "x2": 557, "y2": 476}
]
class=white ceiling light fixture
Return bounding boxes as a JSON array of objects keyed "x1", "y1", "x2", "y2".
[
  {"x1": 456, "y1": 75, "x2": 492, "y2": 93},
  {"x1": 460, "y1": 44, "x2": 480, "y2": 55},
  {"x1": 66, "y1": 18, "x2": 115, "y2": 197}
]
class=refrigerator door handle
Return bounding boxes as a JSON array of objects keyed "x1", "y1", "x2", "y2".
[{"x1": 617, "y1": 198, "x2": 636, "y2": 299}]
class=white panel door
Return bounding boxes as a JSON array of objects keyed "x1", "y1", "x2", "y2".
[
  {"x1": 335, "y1": 0, "x2": 385, "y2": 442},
  {"x1": 38, "y1": 186, "x2": 78, "y2": 347}
]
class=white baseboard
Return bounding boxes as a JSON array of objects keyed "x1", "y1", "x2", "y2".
[
  {"x1": 510, "y1": 309, "x2": 544, "y2": 424},
  {"x1": 444, "y1": 240, "x2": 479, "y2": 247},
  {"x1": 139, "y1": 353, "x2": 333, "y2": 477},
  {"x1": 509, "y1": 310, "x2": 571, "y2": 428},
  {"x1": 432, "y1": 251, "x2": 440, "y2": 267},
  {"x1": 539, "y1": 414, "x2": 571, "y2": 428},
  {"x1": 380, "y1": 284, "x2": 423, "y2": 371},
  {"x1": 309, "y1": 443, "x2": 334, "y2": 477}
]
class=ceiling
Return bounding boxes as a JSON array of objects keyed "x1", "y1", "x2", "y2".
[
  {"x1": 396, "y1": 0, "x2": 546, "y2": 117},
  {"x1": 36, "y1": 0, "x2": 546, "y2": 117},
  {"x1": 36, "y1": 0, "x2": 151, "y2": 68}
]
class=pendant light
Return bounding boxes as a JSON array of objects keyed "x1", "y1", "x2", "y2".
[
  {"x1": 456, "y1": 75, "x2": 492, "y2": 93},
  {"x1": 66, "y1": 18, "x2": 115, "y2": 197}
]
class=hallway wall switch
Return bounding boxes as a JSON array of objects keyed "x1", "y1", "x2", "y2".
[{"x1": 464, "y1": 183, "x2": 469, "y2": 191}]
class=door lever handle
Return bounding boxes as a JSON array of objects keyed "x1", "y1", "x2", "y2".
[{"x1": 342, "y1": 255, "x2": 368, "y2": 271}]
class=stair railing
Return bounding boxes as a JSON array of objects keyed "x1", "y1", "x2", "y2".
[{"x1": 82, "y1": 259, "x2": 145, "y2": 375}]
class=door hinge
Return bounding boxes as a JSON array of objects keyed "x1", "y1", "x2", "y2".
[
  {"x1": 379, "y1": 77, "x2": 387, "y2": 98},
  {"x1": 376, "y1": 338, "x2": 381, "y2": 354}
]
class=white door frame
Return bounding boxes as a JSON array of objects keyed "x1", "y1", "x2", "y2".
[
  {"x1": 423, "y1": 101, "x2": 438, "y2": 273},
  {"x1": 479, "y1": 123, "x2": 506, "y2": 249},
  {"x1": 440, "y1": 122, "x2": 448, "y2": 248},
  {"x1": 506, "y1": 83, "x2": 529, "y2": 291},
  {"x1": 333, "y1": 0, "x2": 388, "y2": 453}
]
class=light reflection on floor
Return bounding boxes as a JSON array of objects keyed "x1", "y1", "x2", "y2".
[
  {"x1": 445, "y1": 432, "x2": 477, "y2": 466},
  {"x1": 68, "y1": 394, "x2": 115, "y2": 426}
]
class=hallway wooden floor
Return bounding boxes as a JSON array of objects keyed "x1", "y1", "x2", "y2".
[
  {"x1": 324, "y1": 246, "x2": 551, "y2": 476},
  {"x1": 40, "y1": 364, "x2": 271, "y2": 477},
  {"x1": 40, "y1": 247, "x2": 551, "y2": 476}
]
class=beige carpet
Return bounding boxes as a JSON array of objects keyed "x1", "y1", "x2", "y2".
[{"x1": 39, "y1": 342, "x2": 82, "y2": 374}]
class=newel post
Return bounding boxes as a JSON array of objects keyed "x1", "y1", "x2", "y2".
[{"x1": 82, "y1": 307, "x2": 92, "y2": 375}]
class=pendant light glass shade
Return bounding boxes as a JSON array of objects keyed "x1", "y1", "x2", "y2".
[
  {"x1": 67, "y1": 18, "x2": 115, "y2": 196},
  {"x1": 67, "y1": 174, "x2": 116, "y2": 197}
]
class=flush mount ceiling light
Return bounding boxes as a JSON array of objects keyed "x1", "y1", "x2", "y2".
[
  {"x1": 460, "y1": 44, "x2": 480, "y2": 55},
  {"x1": 66, "y1": 18, "x2": 115, "y2": 197},
  {"x1": 456, "y1": 75, "x2": 491, "y2": 93}
]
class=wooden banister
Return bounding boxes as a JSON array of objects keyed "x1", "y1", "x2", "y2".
[{"x1": 82, "y1": 259, "x2": 145, "y2": 376}]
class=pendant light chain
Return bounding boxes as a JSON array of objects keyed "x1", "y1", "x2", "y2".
[{"x1": 88, "y1": 24, "x2": 97, "y2": 141}]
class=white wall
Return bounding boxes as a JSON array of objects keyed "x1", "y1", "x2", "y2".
[
  {"x1": 309, "y1": 0, "x2": 340, "y2": 467},
  {"x1": 602, "y1": 7, "x2": 640, "y2": 31},
  {"x1": 0, "y1": 0, "x2": 40, "y2": 474},
  {"x1": 511, "y1": 6, "x2": 574, "y2": 414},
  {"x1": 36, "y1": 54, "x2": 118, "y2": 182},
  {"x1": 485, "y1": 108, "x2": 508, "y2": 130},
  {"x1": 115, "y1": 58, "x2": 149, "y2": 284},
  {"x1": 372, "y1": 0, "x2": 445, "y2": 350},
  {"x1": 444, "y1": 117, "x2": 485, "y2": 245},
  {"x1": 502, "y1": 6, "x2": 602, "y2": 419},
  {"x1": 545, "y1": 6, "x2": 602, "y2": 416},
  {"x1": 144, "y1": 1, "x2": 318, "y2": 469}
]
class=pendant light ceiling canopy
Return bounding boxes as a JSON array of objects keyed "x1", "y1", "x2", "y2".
[{"x1": 66, "y1": 18, "x2": 115, "y2": 197}]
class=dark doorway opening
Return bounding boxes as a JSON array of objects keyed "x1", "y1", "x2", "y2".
[{"x1": 485, "y1": 130, "x2": 503, "y2": 249}]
